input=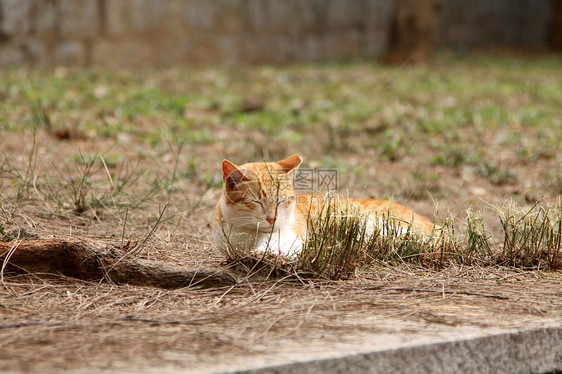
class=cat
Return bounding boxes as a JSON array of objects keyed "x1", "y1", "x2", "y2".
[{"x1": 213, "y1": 154, "x2": 438, "y2": 257}]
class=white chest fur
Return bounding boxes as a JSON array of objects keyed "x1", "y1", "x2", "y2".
[
  {"x1": 254, "y1": 229, "x2": 303, "y2": 257},
  {"x1": 214, "y1": 197, "x2": 303, "y2": 258}
]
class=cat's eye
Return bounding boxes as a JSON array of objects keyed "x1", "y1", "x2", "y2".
[
  {"x1": 277, "y1": 196, "x2": 292, "y2": 205},
  {"x1": 253, "y1": 200, "x2": 264, "y2": 208}
]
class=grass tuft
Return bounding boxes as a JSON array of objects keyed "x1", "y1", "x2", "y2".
[
  {"x1": 299, "y1": 196, "x2": 368, "y2": 278},
  {"x1": 299, "y1": 197, "x2": 457, "y2": 277},
  {"x1": 497, "y1": 200, "x2": 561, "y2": 269},
  {"x1": 464, "y1": 208, "x2": 493, "y2": 263},
  {"x1": 226, "y1": 197, "x2": 561, "y2": 280}
]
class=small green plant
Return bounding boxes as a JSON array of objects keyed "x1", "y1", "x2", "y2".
[
  {"x1": 69, "y1": 152, "x2": 98, "y2": 213},
  {"x1": 2, "y1": 129, "x2": 39, "y2": 205},
  {"x1": 431, "y1": 148, "x2": 468, "y2": 167},
  {"x1": 379, "y1": 128, "x2": 411, "y2": 161},
  {"x1": 477, "y1": 161, "x2": 517, "y2": 186},
  {"x1": 32, "y1": 99, "x2": 52, "y2": 132},
  {"x1": 38, "y1": 153, "x2": 166, "y2": 215}
]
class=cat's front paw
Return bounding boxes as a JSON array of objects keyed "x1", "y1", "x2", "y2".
[{"x1": 255, "y1": 236, "x2": 302, "y2": 258}]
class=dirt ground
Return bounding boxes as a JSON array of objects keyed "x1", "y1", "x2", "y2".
[
  {"x1": 0, "y1": 56, "x2": 561, "y2": 372},
  {"x1": 1, "y1": 266, "x2": 561, "y2": 373}
]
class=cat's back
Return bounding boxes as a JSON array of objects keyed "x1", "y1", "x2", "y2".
[
  {"x1": 352, "y1": 198, "x2": 435, "y2": 233},
  {"x1": 295, "y1": 194, "x2": 435, "y2": 234}
]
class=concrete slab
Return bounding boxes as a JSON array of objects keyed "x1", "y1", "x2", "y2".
[
  {"x1": 4, "y1": 271, "x2": 560, "y2": 374},
  {"x1": 230, "y1": 325, "x2": 561, "y2": 374},
  {"x1": 140, "y1": 319, "x2": 560, "y2": 374}
]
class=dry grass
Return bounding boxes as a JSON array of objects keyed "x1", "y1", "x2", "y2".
[
  {"x1": 497, "y1": 200, "x2": 562, "y2": 269},
  {"x1": 223, "y1": 197, "x2": 561, "y2": 280},
  {"x1": 1, "y1": 266, "x2": 561, "y2": 372}
]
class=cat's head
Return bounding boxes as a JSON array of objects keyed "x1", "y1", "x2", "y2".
[{"x1": 220, "y1": 154, "x2": 302, "y2": 232}]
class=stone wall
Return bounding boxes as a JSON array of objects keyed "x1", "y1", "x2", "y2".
[
  {"x1": 438, "y1": 0, "x2": 552, "y2": 49},
  {"x1": 0, "y1": 0, "x2": 554, "y2": 67},
  {"x1": 0, "y1": 0, "x2": 395, "y2": 67}
]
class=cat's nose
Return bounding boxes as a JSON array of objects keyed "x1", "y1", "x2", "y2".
[{"x1": 266, "y1": 216, "x2": 276, "y2": 225}]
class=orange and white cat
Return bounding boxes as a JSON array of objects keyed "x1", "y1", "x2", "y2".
[{"x1": 213, "y1": 154, "x2": 437, "y2": 257}]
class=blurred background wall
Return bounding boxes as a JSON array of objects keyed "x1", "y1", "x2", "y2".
[{"x1": 0, "y1": 0, "x2": 558, "y2": 67}]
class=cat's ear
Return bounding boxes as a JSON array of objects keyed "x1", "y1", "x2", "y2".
[
  {"x1": 277, "y1": 154, "x2": 302, "y2": 172},
  {"x1": 222, "y1": 159, "x2": 248, "y2": 189}
]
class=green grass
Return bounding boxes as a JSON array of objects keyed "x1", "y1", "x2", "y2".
[{"x1": 2, "y1": 55, "x2": 560, "y2": 162}]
